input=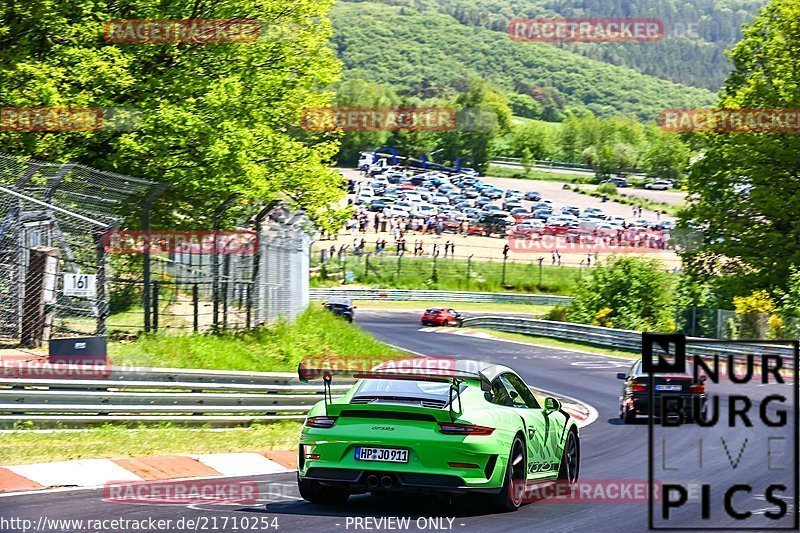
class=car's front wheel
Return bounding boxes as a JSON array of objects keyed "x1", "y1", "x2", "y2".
[
  {"x1": 557, "y1": 430, "x2": 580, "y2": 487},
  {"x1": 492, "y1": 436, "x2": 526, "y2": 512},
  {"x1": 297, "y1": 474, "x2": 350, "y2": 505}
]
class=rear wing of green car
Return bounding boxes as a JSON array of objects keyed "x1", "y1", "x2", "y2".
[{"x1": 297, "y1": 362, "x2": 492, "y2": 421}]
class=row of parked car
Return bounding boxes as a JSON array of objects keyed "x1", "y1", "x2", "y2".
[{"x1": 351, "y1": 163, "x2": 675, "y2": 240}]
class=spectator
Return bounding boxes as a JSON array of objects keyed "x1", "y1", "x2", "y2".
[
  {"x1": 373, "y1": 213, "x2": 380, "y2": 233},
  {"x1": 551, "y1": 250, "x2": 556, "y2": 265},
  {"x1": 587, "y1": 253, "x2": 591, "y2": 267},
  {"x1": 556, "y1": 249, "x2": 562, "y2": 266}
]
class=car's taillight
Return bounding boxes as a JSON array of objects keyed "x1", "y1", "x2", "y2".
[
  {"x1": 688, "y1": 383, "x2": 705, "y2": 394},
  {"x1": 305, "y1": 416, "x2": 337, "y2": 429},
  {"x1": 438, "y1": 422, "x2": 494, "y2": 435},
  {"x1": 631, "y1": 381, "x2": 648, "y2": 392}
]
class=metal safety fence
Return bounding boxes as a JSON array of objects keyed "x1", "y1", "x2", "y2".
[
  {"x1": 309, "y1": 288, "x2": 572, "y2": 306},
  {"x1": 460, "y1": 316, "x2": 796, "y2": 369}
]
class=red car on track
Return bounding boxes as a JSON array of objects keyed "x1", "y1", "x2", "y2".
[{"x1": 420, "y1": 307, "x2": 464, "y2": 327}]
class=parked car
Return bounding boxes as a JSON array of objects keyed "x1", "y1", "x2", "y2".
[
  {"x1": 523, "y1": 191, "x2": 542, "y2": 201},
  {"x1": 323, "y1": 298, "x2": 356, "y2": 322},
  {"x1": 383, "y1": 205, "x2": 410, "y2": 218},
  {"x1": 533, "y1": 208, "x2": 553, "y2": 221},
  {"x1": 368, "y1": 200, "x2": 388, "y2": 212},
  {"x1": 420, "y1": 307, "x2": 463, "y2": 326},
  {"x1": 512, "y1": 219, "x2": 545, "y2": 239},
  {"x1": 644, "y1": 180, "x2": 673, "y2": 190},
  {"x1": 600, "y1": 177, "x2": 629, "y2": 188},
  {"x1": 502, "y1": 199, "x2": 524, "y2": 211}
]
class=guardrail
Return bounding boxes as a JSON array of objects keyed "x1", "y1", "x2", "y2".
[
  {"x1": 309, "y1": 288, "x2": 572, "y2": 306},
  {"x1": 461, "y1": 316, "x2": 796, "y2": 368},
  {"x1": 0, "y1": 366, "x2": 355, "y2": 428}
]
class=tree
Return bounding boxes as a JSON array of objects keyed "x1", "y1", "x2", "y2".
[
  {"x1": 509, "y1": 121, "x2": 555, "y2": 161},
  {"x1": 643, "y1": 126, "x2": 690, "y2": 180},
  {"x1": 568, "y1": 256, "x2": 676, "y2": 331},
  {"x1": 333, "y1": 78, "x2": 398, "y2": 165},
  {"x1": 508, "y1": 93, "x2": 542, "y2": 119},
  {"x1": 438, "y1": 78, "x2": 511, "y2": 174},
  {"x1": 680, "y1": 0, "x2": 800, "y2": 300},
  {"x1": 0, "y1": 0, "x2": 344, "y2": 231}
]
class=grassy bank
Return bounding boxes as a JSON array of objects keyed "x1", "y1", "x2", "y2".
[
  {"x1": 0, "y1": 422, "x2": 302, "y2": 465},
  {"x1": 472, "y1": 328, "x2": 638, "y2": 359},
  {"x1": 312, "y1": 255, "x2": 581, "y2": 295},
  {"x1": 574, "y1": 185, "x2": 682, "y2": 216},
  {"x1": 108, "y1": 307, "x2": 404, "y2": 371},
  {"x1": 486, "y1": 164, "x2": 589, "y2": 183}
]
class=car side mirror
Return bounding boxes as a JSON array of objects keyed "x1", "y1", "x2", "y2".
[
  {"x1": 616, "y1": 372, "x2": 627, "y2": 380},
  {"x1": 509, "y1": 390, "x2": 519, "y2": 400},
  {"x1": 544, "y1": 397, "x2": 561, "y2": 411}
]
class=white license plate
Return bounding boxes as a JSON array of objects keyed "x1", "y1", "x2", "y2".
[
  {"x1": 656, "y1": 384, "x2": 682, "y2": 391},
  {"x1": 355, "y1": 447, "x2": 408, "y2": 463}
]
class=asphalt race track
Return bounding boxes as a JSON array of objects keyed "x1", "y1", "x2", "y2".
[{"x1": 0, "y1": 311, "x2": 795, "y2": 532}]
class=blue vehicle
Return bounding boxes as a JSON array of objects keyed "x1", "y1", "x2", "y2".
[{"x1": 323, "y1": 298, "x2": 356, "y2": 322}]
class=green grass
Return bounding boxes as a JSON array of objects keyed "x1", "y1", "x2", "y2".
[
  {"x1": 108, "y1": 307, "x2": 405, "y2": 371},
  {"x1": 0, "y1": 422, "x2": 302, "y2": 465},
  {"x1": 486, "y1": 165, "x2": 590, "y2": 183},
  {"x1": 312, "y1": 255, "x2": 581, "y2": 295},
  {"x1": 348, "y1": 300, "x2": 554, "y2": 314},
  {"x1": 574, "y1": 185, "x2": 683, "y2": 216},
  {"x1": 472, "y1": 328, "x2": 638, "y2": 359}
]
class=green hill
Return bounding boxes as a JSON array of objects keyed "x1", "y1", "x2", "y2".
[
  {"x1": 330, "y1": 2, "x2": 716, "y2": 120},
  {"x1": 337, "y1": 0, "x2": 766, "y2": 92}
]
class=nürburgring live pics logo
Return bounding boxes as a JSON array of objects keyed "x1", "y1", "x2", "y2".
[{"x1": 644, "y1": 333, "x2": 798, "y2": 530}]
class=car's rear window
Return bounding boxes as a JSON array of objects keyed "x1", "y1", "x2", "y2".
[{"x1": 354, "y1": 379, "x2": 454, "y2": 401}]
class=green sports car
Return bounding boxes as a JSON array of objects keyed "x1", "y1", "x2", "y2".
[{"x1": 296, "y1": 358, "x2": 580, "y2": 511}]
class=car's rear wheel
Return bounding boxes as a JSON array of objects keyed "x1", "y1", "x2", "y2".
[
  {"x1": 558, "y1": 430, "x2": 580, "y2": 487},
  {"x1": 621, "y1": 402, "x2": 636, "y2": 424},
  {"x1": 492, "y1": 436, "x2": 526, "y2": 512},
  {"x1": 297, "y1": 474, "x2": 350, "y2": 505}
]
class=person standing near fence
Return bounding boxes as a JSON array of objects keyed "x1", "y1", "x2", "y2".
[{"x1": 373, "y1": 212, "x2": 380, "y2": 233}]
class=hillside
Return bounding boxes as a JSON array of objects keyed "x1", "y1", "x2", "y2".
[
  {"x1": 338, "y1": 0, "x2": 766, "y2": 91},
  {"x1": 330, "y1": 2, "x2": 716, "y2": 120}
]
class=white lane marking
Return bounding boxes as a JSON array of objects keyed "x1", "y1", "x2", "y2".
[{"x1": 529, "y1": 386, "x2": 599, "y2": 429}]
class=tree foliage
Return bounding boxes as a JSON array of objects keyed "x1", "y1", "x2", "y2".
[
  {"x1": 680, "y1": 0, "x2": 800, "y2": 300},
  {"x1": 568, "y1": 256, "x2": 676, "y2": 331},
  {"x1": 0, "y1": 0, "x2": 344, "y2": 230}
]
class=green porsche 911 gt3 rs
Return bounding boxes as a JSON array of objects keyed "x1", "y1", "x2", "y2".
[{"x1": 296, "y1": 358, "x2": 580, "y2": 511}]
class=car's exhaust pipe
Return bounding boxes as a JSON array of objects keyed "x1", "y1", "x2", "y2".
[
  {"x1": 380, "y1": 476, "x2": 393, "y2": 488},
  {"x1": 366, "y1": 475, "x2": 379, "y2": 488}
]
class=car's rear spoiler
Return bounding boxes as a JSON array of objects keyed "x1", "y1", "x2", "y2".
[
  {"x1": 297, "y1": 363, "x2": 492, "y2": 421},
  {"x1": 297, "y1": 363, "x2": 491, "y2": 391}
]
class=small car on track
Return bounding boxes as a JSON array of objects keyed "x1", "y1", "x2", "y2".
[
  {"x1": 296, "y1": 358, "x2": 581, "y2": 511},
  {"x1": 617, "y1": 359, "x2": 707, "y2": 423},
  {"x1": 420, "y1": 307, "x2": 463, "y2": 327},
  {"x1": 322, "y1": 298, "x2": 356, "y2": 322}
]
